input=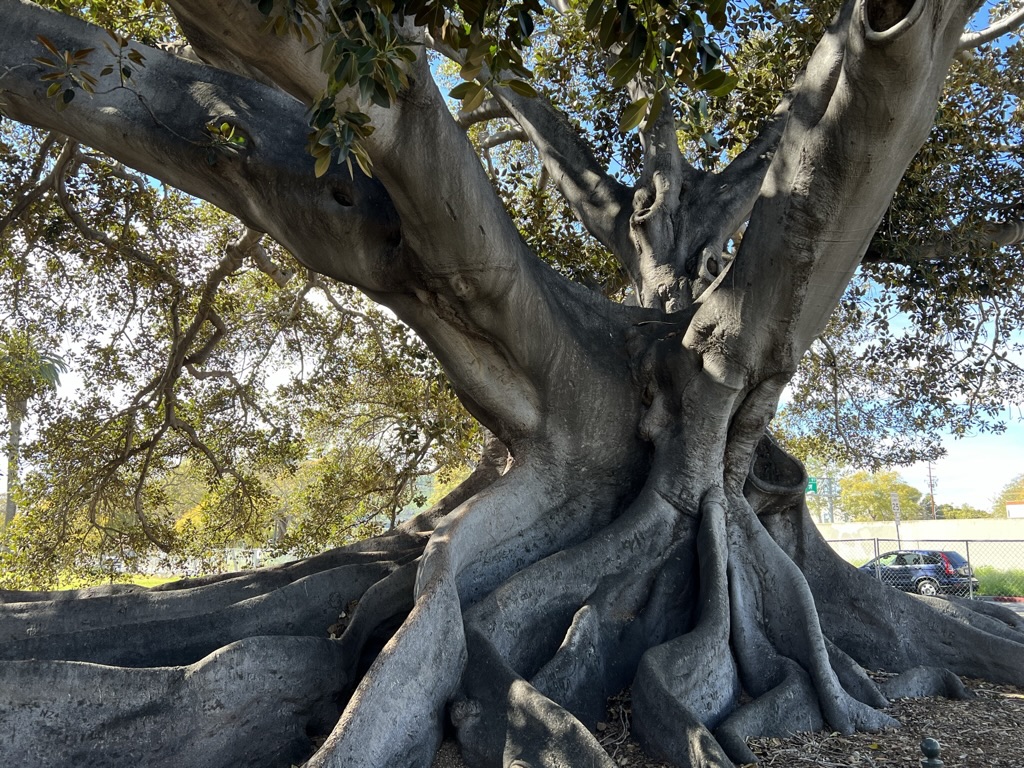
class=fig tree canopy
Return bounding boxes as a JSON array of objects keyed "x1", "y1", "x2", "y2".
[{"x1": 1, "y1": 0, "x2": 1024, "y2": 766}]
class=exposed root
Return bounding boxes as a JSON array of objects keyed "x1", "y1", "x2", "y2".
[
  {"x1": 0, "y1": 532, "x2": 425, "y2": 645},
  {"x1": 0, "y1": 635, "x2": 345, "y2": 767},
  {"x1": 880, "y1": 666, "x2": 975, "y2": 701},
  {"x1": 3, "y1": 435, "x2": 1022, "y2": 768},
  {"x1": 0, "y1": 560, "x2": 399, "y2": 666},
  {"x1": 306, "y1": 465, "x2": 614, "y2": 767},
  {"x1": 714, "y1": 664, "x2": 824, "y2": 764},
  {"x1": 0, "y1": 530, "x2": 425, "y2": 766},
  {"x1": 454, "y1": 625, "x2": 616, "y2": 768},
  {"x1": 335, "y1": 559, "x2": 419, "y2": 683},
  {"x1": 727, "y1": 495, "x2": 897, "y2": 737},
  {"x1": 945, "y1": 595, "x2": 1024, "y2": 631},
  {"x1": 631, "y1": 489, "x2": 736, "y2": 768},
  {"x1": 753, "y1": 462, "x2": 1024, "y2": 687},
  {"x1": 451, "y1": 482, "x2": 689, "y2": 766},
  {"x1": 824, "y1": 638, "x2": 889, "y2": 708},
  {"x1": 0, "y1": 582, "x2": 146, "y2": 603}
]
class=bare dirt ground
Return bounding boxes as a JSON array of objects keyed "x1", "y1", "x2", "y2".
[
  {"x1": 597, "y1": 678, "x2": 1024, "y2": 768},
  {"x1": 431, "y1": 676, "x2": 1024, "y2": 767}
]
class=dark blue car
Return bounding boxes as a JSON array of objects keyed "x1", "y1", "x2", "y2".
[{"x1": 859, "y1": 549, "x2": 979, "y2": 596}]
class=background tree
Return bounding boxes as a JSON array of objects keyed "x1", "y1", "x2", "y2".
[
  {"x1": 0, "y1": 328, "x2": 65, "y2": 527},
  {"x1": 1, "y1": 1, "x2": 1024, "y2": 768},
  {"x1": 837, "y1": 470, "x2": 923, "y2": 522},
  {"x1": 934, "y1": 501, "x2": 991, "y2": 519},
  {"x1": 991, "y1": 472, "x2": 1024, "y2": 517}
]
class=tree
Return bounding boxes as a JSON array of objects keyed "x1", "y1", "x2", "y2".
[
  {"x1": 1, "y1": 1, "x2": 1024, "y2": 768},
  {"x1": 0, "y1": 328, "x2": 65, "y2": 527},
  {"x1": 992, "y1": 472, "x2": 1024, "y2": 516},
  {"x1": 934, "y1": 502, "x2": 990, "y2": 519},
  {"x1": 837, "y1": 470, "x2": 922, "y2": 522}
]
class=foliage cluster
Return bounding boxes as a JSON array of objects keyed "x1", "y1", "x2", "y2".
[{"x1": 0, "y1": 115, "x2": 478, "y2": 588}]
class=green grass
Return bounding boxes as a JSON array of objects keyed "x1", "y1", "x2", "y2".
[
  {"x1": 974, "y1": 566, "x2": 1024, "y2": 597},
  {"x1": 52, "y1": 573, "x2": 180, "y2": 590},
  {"x1": 127, "y1": 575, "x2": 179, "y2": 588}
]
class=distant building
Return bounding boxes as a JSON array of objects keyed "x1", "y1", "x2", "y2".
[{"x1": 1007, "y1": 501, "x2": 1024, "y2": 519}]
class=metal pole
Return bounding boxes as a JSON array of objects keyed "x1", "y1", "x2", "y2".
[
  {"x1": 966, "y1": 540, "x2": 973, "y2": 600},
  {"x1": 927, "y1": 461, "x2": 937, "y2": 519}
]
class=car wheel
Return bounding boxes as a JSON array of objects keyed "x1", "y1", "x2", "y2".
[{"x1": 916, "y1": 579, "x2": 939, "y2": 596}]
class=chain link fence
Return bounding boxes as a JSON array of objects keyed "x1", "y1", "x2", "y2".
[{"x1": 826, "y1": 538, "x2": 1024, "y2": 600}]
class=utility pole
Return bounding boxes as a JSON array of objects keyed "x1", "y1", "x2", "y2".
[{"x1": 926, "y1": 461, "x2": 937, "y2": 519}]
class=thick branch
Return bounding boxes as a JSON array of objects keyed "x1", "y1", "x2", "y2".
[
  {"x1": 1, "y1": 0, "x2": 405, "y2": 294},
  {"x1": 1, "y1": 1, "x2": 571, "y2": 446},
  {"x1": 160, "y1": 1, "x2": 654, "y2": 451},
  {"x1": 959, "y1": 3, "x2": 1024, "y2": 49},
  {"x1": 688, "y1": 0, "x2": 978, "y2": 389},
  {"x1": 455, "y1": 97, "x2": 510, "y2": 128},
  {"x1": 863, "y1": 216, "x2": 1024, "y2": 264},
  {"x1": 478, "y1": 127, "x2": 528, "y2": 149},
  {"x1": 489, "y1": 84, "x2": 637, "y2": 264}
]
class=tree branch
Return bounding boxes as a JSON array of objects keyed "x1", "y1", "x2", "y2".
[
  {"x1": 456, "y1": 98, "x2": 510, "y2": 128},
  {"x1": 158, "y1": 2, "x2": 642, "y2": 445},
  {"x1": 863, "y1": 218, "x2": 1024, "y2": 264},
  {"x1": 52, "y1": 141, "x2": 183, "y2": 288},
  {"x1": 0, "y1": 131, "x2": 59, "y2": 236},
  {"x1": 689, "y1": 0, "x2": 977, "y2": 388},
  {"x1": 477, "y1": 127, "x2": 528, "y2": 149},
  {"x1": 959, "y1": 3, "x2": 1024, "y2": 49},
  {"x1": 1, "y1": 0, "x2": 406, "y2": 294},
  {"x1": 489, "y1": 83, "x2": 637, "y2": 264},
  {"x1": 428, "y1": 31, "x2": 639, "y2": 282}
]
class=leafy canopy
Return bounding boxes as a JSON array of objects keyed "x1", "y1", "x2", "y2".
[{"x1": 1, "y1": 0, "x2": 1023, "y2": 584}]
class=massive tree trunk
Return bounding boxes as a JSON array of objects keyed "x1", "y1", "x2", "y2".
[{"x1": 2, "y1": 0, "x2": 1023, "y2": 766}]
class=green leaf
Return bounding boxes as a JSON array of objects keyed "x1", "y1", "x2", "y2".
[
  {"x1": 448, "y1": 81, "x2": 477, "y2": 99},
  {"x1": 516, "y1": 9, "x2": 534, "y2": 39},
  {"x1": 584, "y1": 0, "x2": 603, "y2": 30},
  {"x1": 608, "y1": 55, "x2": 642, "y2": 88},
  {"x1": 693, "y1": 69, "x2": 726, "y2": 92},
  {"x1": 352, "y1": 143, "x2": 374, "y2": 177},
  {"x1": 461, "y1": 82, "x2": 487, "y2": 113},
  {"x1": 643, "y1": 89, "x2": 664, "y2": 133},
  {"x1": 618, "y1": 96, "x2": 648, "y2": 133},
  {"x1": 707, "y1": 73, "x2": 738, "y2": 98},
  {"x1": 506, "y1": 79, "x2": 538, "y2": 98},
  {"x1": 314, "y1": 150, "x2": 332, "y2": 178},
  {"x1": 36, "y1": 35, "x2": 61, "y2": 56},
  {"x1": 458, "y1": 0, "x2": 483, "y2": 19},
  {"x1": 599, "y1": 8, "x2": 619, "y2": 48},
  {"x1": 460, "y1": 62, "x2": 483, "y2": 81}
]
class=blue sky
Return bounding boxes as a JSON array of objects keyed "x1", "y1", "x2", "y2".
[{"x1": 901, "y1": 421, "x2": 1024, "y2": 511}]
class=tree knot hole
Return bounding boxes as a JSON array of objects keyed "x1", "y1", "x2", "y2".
[
  {"x1": 449, "y1": 274, "x2": 474, "y2": 300},
  {"x1": 865, "y1": 0, "x2": 918, "y2": 32}
]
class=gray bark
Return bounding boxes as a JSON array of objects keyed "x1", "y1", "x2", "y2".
[{"x1": 1, "y1": 0, "x2": 1020, "y2": 767}]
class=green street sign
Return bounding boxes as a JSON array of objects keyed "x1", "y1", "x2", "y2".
[{"x1": 806, "y1": 476, "x2": 818, "y2": 494}]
